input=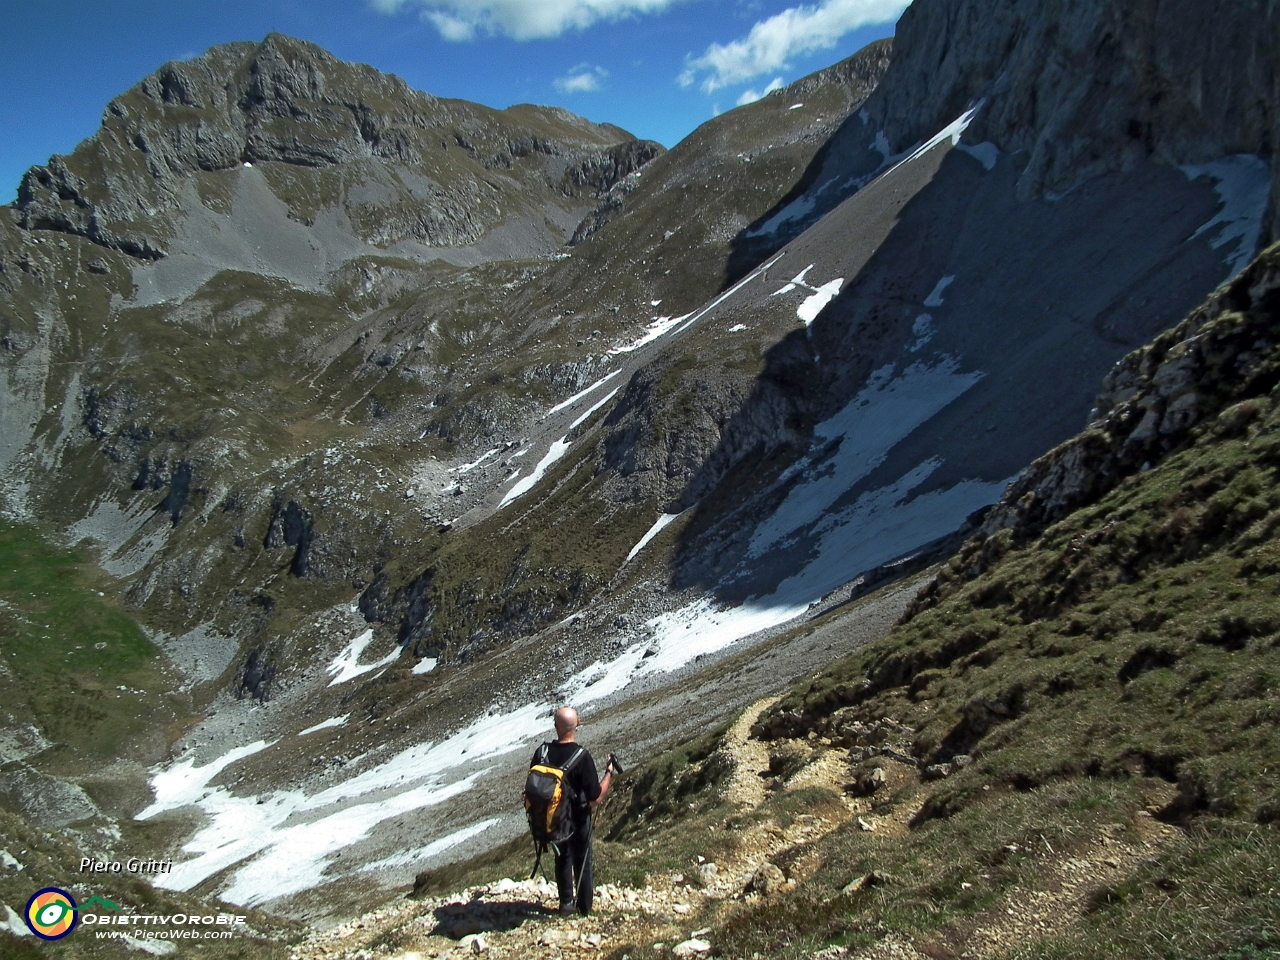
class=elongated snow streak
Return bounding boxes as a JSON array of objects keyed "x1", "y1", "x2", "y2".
[
  {"x1": 411, "y1": 657, "x2": 438, "y2": 675},
  {"x1": 298, "y1": 715, "x2": 348, "y2": 736},
  {"x1": 544, "y1": 369, "x2": 621, "y2": 417},
  {"x1": 1181, "y1": 155, "x2": 1273, "y2": 278},
  {"x1": 892, "y1": 100, "x2": 986, "y2": 174},
  {"x1": 499, "y1": 437, "x2": 572, "y2": 507},
  {"x1": 570, "y1": 387, "x2": 620, "y2": 430},
  {"x1": 327, "y1": 629, "x2": 402, "y2": 686},
  {"x1": 671, "y1": 253, "x2": 785, "y2": 338},
  {"x1": 451, "y1": 448, "x2": 499, "y2": 474},
  {"x1": 360, "y1": 818, "x2": 500, "y2": 872},
  {"x1": 625, "y1": 511, "x2": 684, "y2": 563}
]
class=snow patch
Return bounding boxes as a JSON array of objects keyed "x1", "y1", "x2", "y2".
[
  {"x1": 636, "y1": 467, "x2": 1009, "y2": 674},
  {"x1": 327, "y1": 630, "x2": 402, "y2": 686},
  {"x1": 625, "y1": 511, "x2": 684, "y2": 563},
  {"x1": 872, "y1": 130, "x2": 892, "y2": 161},
  {"x1": 609, "y1": 314, "x2": 689, "y2": 354},
  {"x1": 798, "y1": 278, "x2": 844, "y2": 327},
  {"x1": 749, "y1": 193, "x2": 818, "y2": 237},
  {"x1": 772, "y1": 264, "x2": 815, "y2": 296},
  {"x1": 909, "y1": 314, "x2": 934, "y2": 352},
  {"x1": 789, "y1": 103, "x2": 804, "y2": 110},
  {"x1": 500, "y1": 437, "x2": 572, "y2": 507},
  {"x1": 956, "y1": 141, "x2": 999, "y2": 170},
  {"x1": 898, "y1": 101, "x2": 984, "y2": 170},
  {"x1": 727, "y1": 323, "x2": 747, "y2": 332},
  {"x1": 298, "y1": 716, "x2": 349, "y2": 737},
  {"x1": 771, "y1": 264, "x2": 843, "y2": 327},
  {"x1": 139, "y1": 701, "x2": 554, "y2": 906},
  {"x1": 3, "y1": 904, "x2": 31, "y2": 937},
  {"x1": 923, "y1": 276, "x2": 955, "y2": 307},
  {"x1": 750, "y1": 357, "x2": 985, "y2": 557},
  {"x1": 137, "y1": 741, "x2": 274, "y2": 818},
  {"x1": 412, "y1": 657, "x2": 438, "y2": 675},
  {"x1": 451, "y1": 448, "x2": 499, "y2": 475},
  {"x1": 1181, "y1": 155, "x2": 1272, "y2": 278}
]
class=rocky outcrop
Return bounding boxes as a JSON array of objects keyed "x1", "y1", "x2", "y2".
[
  {"x1": 561, "y1": 139, "x2": 664, "y2": 197},
  {"x1": 359, "y1": 568, "x2": 436, "y2": 651},
  {"x1": 264, "y1": 494, "x2": 315, "y2": 576},
  {"x1": 979, "y1": 241, "x2": 1280, "y2": 542},
  {"x1": 864, "y1": 0, "x2": 1278, "y2": 236},
  {"x1": 15, "y1": 33, "x2": 640, "y2": 257},
  {"x1": 565, "y1": 140, "x2": 666, "y2": 243}
]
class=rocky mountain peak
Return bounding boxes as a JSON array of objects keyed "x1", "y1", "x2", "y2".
[{"x1": 15, "y1": 32, "x2": 657, "y2": 258}]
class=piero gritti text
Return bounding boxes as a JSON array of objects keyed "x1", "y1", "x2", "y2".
[{"x1": 80, "y1": 857, "x2": 174, "y2": 874}]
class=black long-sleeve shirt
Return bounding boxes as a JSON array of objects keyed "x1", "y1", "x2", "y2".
[{"x1": 531, "y1": 741, "x2": 601, "y2": 820}]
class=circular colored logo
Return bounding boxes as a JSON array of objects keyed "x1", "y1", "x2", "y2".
[{"x1": 25, "y1": 887, "x2": 78, "y2": 940}]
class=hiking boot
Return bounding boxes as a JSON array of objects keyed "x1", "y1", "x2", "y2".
[{"x1": 559, "y1": 900, "x2": 577, "y2": 917}]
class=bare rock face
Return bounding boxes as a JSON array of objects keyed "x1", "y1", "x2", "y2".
[
  {"x1": 864, "y1": 0, "x2": 1280, "y2": 234},
  {"x1": 16, "y1": 33, "x2": 660, "y2": 258},
  {"x1": 981, "y1": 240, "x2": 1280, "y2": 541}
]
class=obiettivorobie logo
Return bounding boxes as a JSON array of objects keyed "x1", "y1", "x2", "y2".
[
  {"x1": 24, "y1": 888, "x2": 118, "y2": 940},
  {"x1": 23, "y1": 886, "x2": 247, "y2": 943}
]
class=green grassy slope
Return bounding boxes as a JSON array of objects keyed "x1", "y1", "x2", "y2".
[{"x1": 0, "y1": 520, "x2": 181, "y2": 769}]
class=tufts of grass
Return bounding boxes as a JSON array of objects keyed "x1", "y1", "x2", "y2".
[{"x1": 1017, "y1": 822, "x2": 1280, "y2": 960}]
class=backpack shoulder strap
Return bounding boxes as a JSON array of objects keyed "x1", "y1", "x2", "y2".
[
  {"x1": 535, "y1": 743, "x2": 549, "y2": 767},
  {"x1": 562, "y1": 747, "x2": 586, "y2": 772}
]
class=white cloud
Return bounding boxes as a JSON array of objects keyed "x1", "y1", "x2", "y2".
[
  {"x1": 736, "y1": 76, "x2": 785, "y2": 105},
  {"x1": 555, "y1": 64, "x2": 609, "y2": 93},
  {"x1": 679, "y1": 0, "x2": 908, "y2": 93},
  {"x1": 371, "y1": 0, "x2": 681, "y2": 41}
]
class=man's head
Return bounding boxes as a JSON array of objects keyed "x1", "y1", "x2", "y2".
[{"x1": 553, "y1": 706, "x2": 579, "y2": 740}]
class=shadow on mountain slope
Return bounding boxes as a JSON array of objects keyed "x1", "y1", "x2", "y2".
[{"x1": 663, "y1": 144, "x2": 1237, "y2": 611}]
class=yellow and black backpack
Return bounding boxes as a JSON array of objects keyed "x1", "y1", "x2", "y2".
[{"x1": 523, "y1": 743, "x2": 585, "y2": 875}]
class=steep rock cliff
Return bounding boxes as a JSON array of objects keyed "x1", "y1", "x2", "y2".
[{"x1": 864, "y1": 0, "x2": 1278, "y2": 233}]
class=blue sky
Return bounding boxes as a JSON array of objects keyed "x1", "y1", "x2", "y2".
[{"x1": 0, "y1": 0, "x2": 906, "y2": 202}]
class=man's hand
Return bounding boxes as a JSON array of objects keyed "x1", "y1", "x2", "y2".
[{"x1": 592, "y1": 765, "x2": 614, "y2": 809}]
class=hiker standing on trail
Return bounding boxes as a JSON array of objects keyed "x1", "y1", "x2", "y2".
[{"x1": 527, "y1": 706, "x2": 615, "y2": 916}]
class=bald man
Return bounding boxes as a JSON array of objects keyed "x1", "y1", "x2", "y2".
[{"x1": 530, "y1": 705, "x2": 614, "y2": 916}]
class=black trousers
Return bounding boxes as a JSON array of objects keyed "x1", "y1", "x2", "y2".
[{"x1": 553, "y1": 816, "x2": 593, "y2": 913}]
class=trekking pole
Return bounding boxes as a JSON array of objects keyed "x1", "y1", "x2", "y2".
[{"x1": 576, "y1": 816, "x2": 594, "y2": 905}]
